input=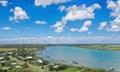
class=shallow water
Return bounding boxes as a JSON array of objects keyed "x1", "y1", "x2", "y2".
[{"x1": 36, "y1": 46, "x2": 120, "y2": 71}]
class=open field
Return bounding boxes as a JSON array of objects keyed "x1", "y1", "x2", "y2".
[
  {"x1": 0, "y1": 48, "x2": 17, "y2": 52},
  {"x1": 74, "y1": 45, "x2": 120, "y2": 51}
]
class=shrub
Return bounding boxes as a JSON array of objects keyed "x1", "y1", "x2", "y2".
[
  {"x1": 10, "y1": 67, "x2": 24, "y2": 72},
  {"x1": 4, "y1": 56, "x2": 10, "y2": 60},
  {"x1": 57, "y1": 64, "x2": 68, "y2": 70},
  {"x1": 22, "y1": 62, "x2": 29, "y2": 69},
  {"x1": 94, "y1": 68, "x2": 106, "y2": 72},
  {"x1": 49, "y1": 64, "x2": 69, "y2": 71},
  {"x1": 49, "y1": 65, "x2": 58, "y2": 71},
  {"x1": 41, "y1": 66, "x2": 44, "y2": 69},
  {"x1": 42, "y1": 60, "x2": 50, "y2": 65}
]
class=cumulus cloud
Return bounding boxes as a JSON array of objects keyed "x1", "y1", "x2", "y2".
[
  {"x1": 1, "y1": 27, "x2": 11, "y2": 30},
  {"x1": 107, "y1": 0, "x2": 120, "y2": 31},
  {"x1": 98, "y1": 22, "x2": 107, "y2": 31},
  {"x1": 79, "y1": 20, "x2": 92, "y2": 32},
  {"x1": 52, "y1": 3, "x2": 101, "y2": 33},
  {"x1": 0, "y1": 0, "x2": 8, "y2": 6},
  {"x1": 64, "y1": 4, "x2": 101, "y2": 21},
  {"x1": 9, "y1": 7, "x2": 29, "y2": 23},
  {"x1": 35, "y1": 20, "x2": 47, "y2": 24},
  {"x1": 52, "y1": 21, "x2": 64, "y2": 28},
  {"x1": 79, "y1": 27, "x2": 89, "y2": 32},
  {"x1": 58, "y1": 5, "x2": 66, "y2": 12},
  {"x1": 70, "y1": 28, "x2": 78, "y2": 32},
  {"x1": 55, "y1": 26, "x2": 64, "y2": 33},
  {"x1": 52, "y1": 21, "x2": 66, "y2": 33},
  {"x1": 70, "y1": 21, "x2": 92, "y2": 32},
  {"x1": 34, "y1": 0, "x2": 70, "y2": 8},
  {"x1": 0, "y1": 36, "x2": 120, "y2": 44},
  {"x1": 88, "y1": 31, "x2": 92, "y2": 35}
]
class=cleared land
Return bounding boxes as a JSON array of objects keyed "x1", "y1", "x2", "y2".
[{"x1": 74, "y1": 45, "x2": 120, "y2": 51}]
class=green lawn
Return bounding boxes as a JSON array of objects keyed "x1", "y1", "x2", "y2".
[
  {"x1": 74, "y1": 45, "x2": 120, "y2": 51},
  {"x1": 0, "y1": 48, "x2": 17, "y2": 52},
  {"x1": 29, "y1": 65, "x2": 49, "y2": 72},
  {"x1": 9, "y1": 56, "x2": 25, "y2": 65},
  {"x1": 58, "y1": 67, "x2": 80, "y2": 72}
]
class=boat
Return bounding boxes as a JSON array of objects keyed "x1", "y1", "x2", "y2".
[
  {"x1": 72, "y1": 60, "x2": 79, "y2": 64},
  {"x1": 62, "y1": 60, "x2": 67, "y2": 62},
  {"x1": 106, "y1": 67, "x2": 115, "y2": 72},
  {"x1": 47, "y1": 55, "x2": 52, "y2": 58}
]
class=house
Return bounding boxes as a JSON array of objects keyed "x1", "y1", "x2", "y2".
[
  {"x1": 72, "y1": 60, "x2": 79, "y2": 64},
  {"x1": 11, "y1": 62, "x2": 18, "y2": 66},
  {"x1": 0, "y1": 61, "x2": 7, "y2": 66},
  {"x1": 0, "y1": 61, "x2": 7, "y2": 63},
  {"x1": 15, "y1": 66, "x2": 21, "y2": 68},
  {"x1": 23, "y1": 56, "x2": 33, "y2": 61},
  {"x1": 36, "y1": 60, "x2": 43, "y2": 64},
  {"x1": 25, "y1": 56, "x2": 33, "y2": 59},
  {"x1": 18, "y1": 56, "x2": 24, "y2": 60},
  {"x1": 8, "y1": 52, "x2": 13, "y2": 55},
  {"x1": 0, "y1": 57, "x2": 4, "y2": 61},
  {"x1": 53, "y1": 65, "x2": 59, "y2": 68},
  {"x1": 2, "y1": 53, "x2": 7, "y2": 55}
]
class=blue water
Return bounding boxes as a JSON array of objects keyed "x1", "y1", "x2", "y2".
[{"x1": 36, "y1": 46, "x2": 120, "y2": 71}]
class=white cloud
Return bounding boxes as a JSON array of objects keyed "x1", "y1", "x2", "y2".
[
  {"x1": 83, "y1": 20, "x2": 92, "y2": 27},
  {"x1": 107, "y1": 0, "x2": 118, "y2": 17},
  {"x1": 98, "y1": 21, "x2": 107, "y2": 31},
  {"x1": 55, "y1": 26, "x2": 64, "y2": 33},
  {"x1": 35, "y1": 20, "x2": 47, "y2": 24},
  {"x1": 47, "y1": 36, "x2": 53, "y2": 39},
  {"x1": 52, "y1": 3, "x2": 101, "y2": 33},
  {"x1": 0, "y1": 0, "x2": 8, "y2": 6},
  {"x1": 79, "y1": 27, "x2": 89, "y2": 32},
  {"x1": 107, "y1": 0, "x2": 120, "y2": 31},
  {"x1": 9, "y1": 8, "x2": 14, "y2": 12},
  {"x1": 52, "y1": 21, "x2": 66, "y2": 33},
  {"x1": 88, "y1": 31, "x2": 92, "y2": 35},
  {"x1": 70, "y1": 28, "x2": 78, "y2": 32},
  {"x1": 9, "y1": 7, "x2": 29, "y2": 23},
  {"x1": 64, "y1": 4, "x2": 101, "y2": 21},
  {"x1": 52, "y1": 21, "x2": 64, "y2": 28},
  {"x1": 34, "y1": 0, "x2": 70, "y2": 8},
  {"x1": 1, "y1": 27, "x2": 11, "y2": 30},
  {"x1": 58, "y1": 5, "x2": 66, "y2": 12},
  {"x1": 79, "y1": 20, "x2": 92, "y2": 32}
]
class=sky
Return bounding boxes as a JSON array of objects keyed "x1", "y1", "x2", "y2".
[{"x1": 0, "y1": 0, "x2": 120, "y2": 44}]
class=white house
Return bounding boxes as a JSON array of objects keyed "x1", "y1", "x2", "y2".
[
  {"x1": 36, "y1": 60, "x2": 43, "y2": 64},
  {"x1": 11, "y1": 62, "x2": 18, "y2": 66},
  {"x1": 23, "y1": 56, "x2": 33, "y2": 60},
  {"x1": 0, "y1": 57, "x2": 4, "y2": 60}
]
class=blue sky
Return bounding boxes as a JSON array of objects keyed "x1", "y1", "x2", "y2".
[{"x1": 0, "y1": 0, "x2": 120, "y2": 44}]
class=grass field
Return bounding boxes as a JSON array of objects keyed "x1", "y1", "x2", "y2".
[
  {"x1": 9, "y1": 56, "x2": 25, "y2": 65},
  {"x1": 0, "y1": 48, "x2": 17, "y2": 52},
  {"x1": 74, "y1": 45, "x2": 120, "y2": 51}
]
